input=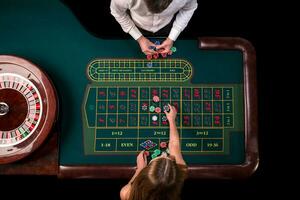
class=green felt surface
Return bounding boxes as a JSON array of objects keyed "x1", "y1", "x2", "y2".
[{"x1": 0, "y1": 0, "x2": 245, "y2": 165}]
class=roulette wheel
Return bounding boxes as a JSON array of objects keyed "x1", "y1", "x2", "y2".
[{"x1": 0, "y1": 55, "x2": 57, "y2": 164}]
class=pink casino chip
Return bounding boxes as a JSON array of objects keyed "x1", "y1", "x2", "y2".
[{"x1": 153, "y1": 95, "x2": 160, "y2": 102}]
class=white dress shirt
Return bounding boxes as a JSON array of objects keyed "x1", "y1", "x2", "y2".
[{"x1": 110, "y1": 0, "x2": 198, "y2": 41}]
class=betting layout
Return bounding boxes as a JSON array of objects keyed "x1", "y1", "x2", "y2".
[{"x1": 82, "y1": 59, "x2": 235, "y2": 156}]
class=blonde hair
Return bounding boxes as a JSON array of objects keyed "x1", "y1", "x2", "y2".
[{"x1": 128, "y1": 157, "x2": 187, "y2": 200}]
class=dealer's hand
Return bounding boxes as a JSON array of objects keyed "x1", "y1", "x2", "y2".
[
  {"x1": 156, "y1": 38, "x2": 174, "y2": 54},
  {"x1": 137, "y1": 36, "x2": 156, "y2": 55}
]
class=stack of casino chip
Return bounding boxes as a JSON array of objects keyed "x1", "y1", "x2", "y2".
[
  {"x1": 153, "y1": 95, "x2": 160, "y2": 102},
  {"x1": 146, "y1": 62, "x2": 153, "y2": 67},
  {"x1": 151, "y1": 149, "x2": 161, "y2": 159},
  {"x1": 150, "y1": 142, "x2": 169, "y2": 159},
  {"x1": 152, "y1": 115, "x2": 158, "y2": 121},
  {"x1": 170, "y1": 46, "x2": 177, "y2": 53},
  {"x1": 163, "y1": 105, "x2": 170, "y2": 112},
  {"x1": 146, "y1": 40, "x2": 176, "y2": 60},
  {"x1": 161, "y1": 116, "x2": 167, "y2": 122},
  {"x1": 160, "y1": 142, "x2": 168, "y2": 148},
  {"x1": 149, "y1": 106, "x2": 155, "y2": 112},
  {"x1": 142, "y1": 103, "x2": 148, "y2": 111},
  {"x1": 155, "y1": 107, "x2": 161, "y2": 113}
]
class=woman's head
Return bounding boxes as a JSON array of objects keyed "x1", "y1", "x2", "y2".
[
  {"x1": 128, "y1": 155, "x2": 186, "y2": 200},
  {"x1": 144, "y1": 0, "x2": 173, "y2": 14}
]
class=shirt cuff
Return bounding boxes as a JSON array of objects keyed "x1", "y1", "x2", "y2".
[
  {"x1": 168, "y1": 27, "x2": 181, "y2": 41},
  {"x1": 129, "y1": 26, "x2": 143, "y2": 40}
]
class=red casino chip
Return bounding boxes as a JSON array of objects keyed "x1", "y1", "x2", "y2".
[{"x1": 153, "y1": 95, "x2": 160, "y2": 102}]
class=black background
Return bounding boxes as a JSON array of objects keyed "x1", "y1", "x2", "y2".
[{"x1": 1, "y1": 0, "x2": 287, "y2": 199}]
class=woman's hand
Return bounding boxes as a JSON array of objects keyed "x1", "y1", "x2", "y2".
[
  {"x1": 137, "y1": 36, "x2": 156, "y2": 55},
  {"x1": 156, "y1": 38, "x2": 174, "y2": 54},
  {"x1": 136, "y1": 150, "x2": 147, "y2": 171},
  {"x1": 164, "y1": 104, "x2": 177, "y2": 123}
]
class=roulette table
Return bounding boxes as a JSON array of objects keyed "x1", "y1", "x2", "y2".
[{"x1": 0, "y1": 0, "x2": 258, "y2": 179}]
